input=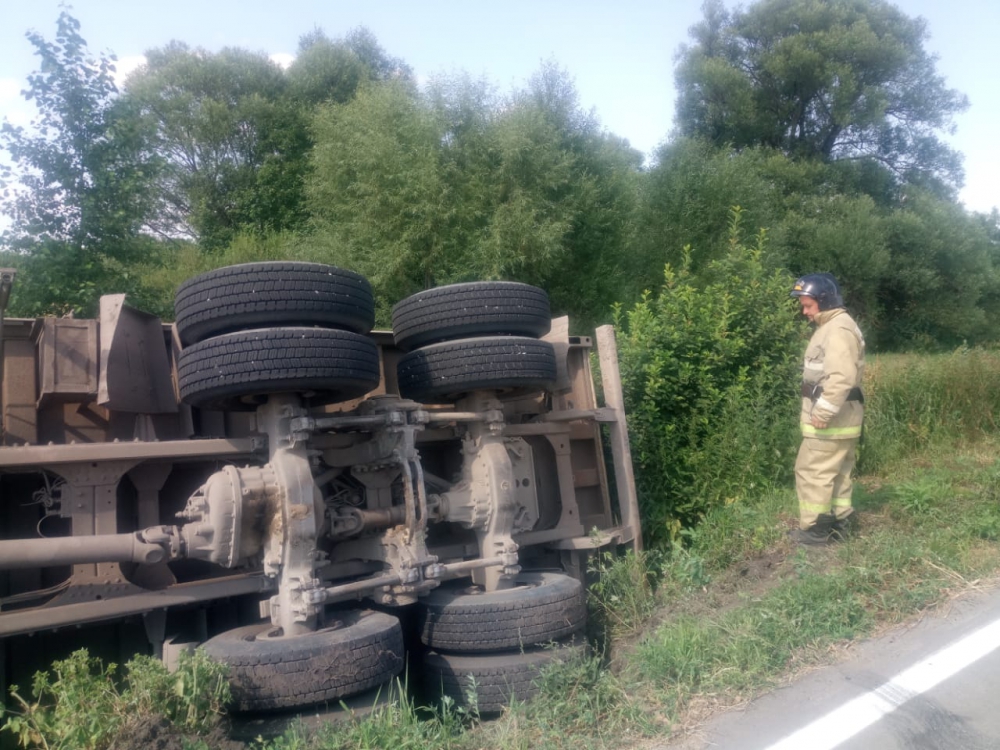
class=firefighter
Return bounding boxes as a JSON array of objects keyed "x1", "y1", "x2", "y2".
[{"x1": 789, "y1": 273, "x2": 865, "y2": 545}]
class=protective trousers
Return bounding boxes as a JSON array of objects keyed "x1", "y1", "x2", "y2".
[{"x1": 794, "y1": 436, "x2": 859, "y2": 530}]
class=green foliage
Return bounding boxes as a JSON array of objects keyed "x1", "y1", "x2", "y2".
[
  {"x1": 615, "y1": 210, "x2": 802, "y2": 545},
  {"x1": 305, "y1": 63, "x2": 640, "y2": 329},
  {"x1": 121, "y1": 650, "x2": 230, "y2": 734},
  {"x1": 639, "y1": 140, "x2": 1000, "y2": 352},
  {"x1": 305, "y1": 78, "x2": 452, "y2": 322},
  {"x1": 515, "y1": 651, "x2": 649, "y2": 743},
  {"x1": 619, "y1": 418, "x2": 1000, "y2": 713},
  {"x1": 875, "y1": 190, "x2": 999, "y2": 348},
  {"x1": 773, "y1": 192, "x2": 890, "y2": 325},
  {"x1": 675, "y1": 489, "x2": 789, "y2": 572},
  {"x1": 588, "y1": 548, "x2": 666, "y2": 638},
  {"x1": 0, "y1": 242, "x2": 103, "y2": 317},
  {"x1": 0, "y1": 11, "x2": 160, "y2": 316},
  {"x1": 2, "y1": 650, "x2": 121, "y2": 750},
  {"x1": 121, "y1": 43, "x2": 311, "y2": 250},
  {"x1": 634, "y1": 140, "x2": 793, "y2": 289},
  {"x1": 674, "y1": 0, "x2": 968, "y2": 188},
  {"x1": 288, "y1": 27, "x2": 411, "y2": 107},
  {"x1": 281, "y1": 679, "x2": 466, "y2": 750},
  {"x1": 860, "y1": 348, "x2": 1000, "y2": 473},
  {"x1": 0, "y1": 648, "x2": 228, "y2": 749},
  {"x1": 635, "y1": 572, "x2": 875, "y2": 694},
  {"x1": 126, "y1": 230, "x2": 305, "y2": 320},
  {"x1": 5, "y1": 12, "x2": 994, "y2": 351}
]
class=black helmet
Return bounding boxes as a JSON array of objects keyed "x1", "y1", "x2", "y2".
[{"x1": 790, "y1": 273, "x2": 843, "y2": 311}]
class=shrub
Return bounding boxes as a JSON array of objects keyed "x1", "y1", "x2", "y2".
[
  {"x1": 615, "y1": 209, "x2": 802, "y2": 546},
  {"x1": 0, "y1": 648, "x2": 229, "y2": 749}
]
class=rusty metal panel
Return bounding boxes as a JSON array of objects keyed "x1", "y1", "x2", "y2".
[
  {"x1": 1, "y1": 323, "x2": 38, "y2": 446},
  {"x1": 596, "y1": 325, "x2": 642, "y2": 551},
  {"x1": 36, "y1": 401, "x2": 112, "y2": 445},
  {"x1": 98, "y1": 295, "x2": 177, "y2": 414},
  {"x1": 34, "y1": 317, "x2": 98, "y2": 407}
]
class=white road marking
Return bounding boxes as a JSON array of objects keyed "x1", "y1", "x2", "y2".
[{"x1": 764, "y1": 616, "x2": 1000, "y2": 750}]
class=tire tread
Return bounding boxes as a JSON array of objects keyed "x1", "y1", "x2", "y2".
[{"x1": 175, "y1": 262, "x2": 374, "y2": 344}]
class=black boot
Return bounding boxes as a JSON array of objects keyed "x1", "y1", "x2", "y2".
[
  {"x1": 791, "y1": 526, "x2": 833, "y2": 545},
  {"x1": 830, "y1": 512, "x2": 858, "y2": 541},
  {"x1": 791, "y1": 513, "x2": 837, "y2": 545}
]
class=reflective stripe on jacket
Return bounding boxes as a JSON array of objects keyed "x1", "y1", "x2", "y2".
[{"x1": 800, "y1": 308, "x2": 865, "y2": 439}]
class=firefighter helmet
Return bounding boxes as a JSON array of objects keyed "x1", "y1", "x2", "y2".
[{"x1": 789, "y1": 273, "x2": 843, "y2": 311}]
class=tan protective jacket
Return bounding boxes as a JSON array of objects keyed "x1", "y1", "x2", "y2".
[{"x1": 800, "y1": 308, "x2": 865, "y2": 439}]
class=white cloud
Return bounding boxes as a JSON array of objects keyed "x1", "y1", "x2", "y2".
[{"x1": 270, "y1": 52, "x2": 294, "y2": 70}]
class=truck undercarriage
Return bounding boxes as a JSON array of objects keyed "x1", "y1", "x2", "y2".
[{"x1": 0, "y1": 264, "x2": 639, "y2": 714}]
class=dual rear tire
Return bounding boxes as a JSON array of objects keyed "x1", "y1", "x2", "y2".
[
  {"x1": 174, "y1": 262, "x2": 381, "y2": 409},
  {"x1": 392, "y1": 282, "x2": 556, "y2": 403},
  {"x1": 174, "y1": 269, "x2": 557, "y2": 408},
  {"x1": 416, "y1": 572, "x2": 588, "y2": 714}
]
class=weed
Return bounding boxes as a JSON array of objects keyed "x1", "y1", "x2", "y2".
[
  {"x1": 123, "y1": 649, "x2": 229, "y2": 734},
  {"x1": 860, "y1": 348, "x2": 1000, "y2": 474},
  {"x1": 460, "y1": 649, "x2": 649, "y2": 750},
  {"x1": 0, "y1": 648, "x2": 229, "y2": 750},
  {"x1": 680, "y1": 491, "x2": 789, "y2": 571},
  {"x1": 892, "y1": 478, "x2": 948, "y2": 515},
  {"x1": 666, "y1": 545, "x2": 711, "y2": 591},
  {"x1": 298, "y1": 679, "x2": 466, "y2": 750},
  {"x1": 588, "y1": 548, "x2": 665, "y2": 638},
  {"x1": 2, "y1": 650, "x2": 121, "y2": 750}
]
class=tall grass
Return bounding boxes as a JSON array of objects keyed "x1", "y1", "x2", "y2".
[{"x1": 861, "y1": 347, "x2": 1000, "y2": 473}]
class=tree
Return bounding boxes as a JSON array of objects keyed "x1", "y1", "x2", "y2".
[
  {"x1": 121, "y1": 43, "x2": 310, "y2": 249},
  {"x1": 0, "y1": 11, "x2": 159, "y2": 315},
  {"x1": 121, "y1": 27, "x2": 408, "y2": 251},
  {"x1": 634, "y1": 139, "x2": 791, "y2": 294},
  {"x1": 636, "y1": 138, "x2": 998, "y2": 349},
  {"x1": 674, "y1": 0, "x2": 968, "y2": 190},
  {"x1": 774, "y1": 192, "x2": 890, "y2": 327},
  {"x1": 286, "y1": 27, "x2": 412, "y2": 107},
  {"x1": 874, "y1": 190, "x2": 998, "y2": 348},
  {"x1": 306, "y1": 79, "x2": 449, "y2": 319},
  {"x1": 305, "y1": 65, "x2": 641, "y2": 328},
  {"x1": 510, "y1": 63, "x2": 643, "y2": 326}
]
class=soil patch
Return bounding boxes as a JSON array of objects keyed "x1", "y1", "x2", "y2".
[{"x1": 110, "y1": 714, "x2": 245, "y2": 750}]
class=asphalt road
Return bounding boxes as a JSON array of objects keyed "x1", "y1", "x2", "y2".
[{"x1": 657, "y1": 581, "x2": 1000, "y2": 750}]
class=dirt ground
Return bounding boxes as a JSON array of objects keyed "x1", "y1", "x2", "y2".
[{"x1": 109, "y1": 715, "x2": 246, "y2": 750}]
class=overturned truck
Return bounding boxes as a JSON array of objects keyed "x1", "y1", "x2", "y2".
[{"x1": 0, "y1": 263, "x2": 639, "y2": 715}]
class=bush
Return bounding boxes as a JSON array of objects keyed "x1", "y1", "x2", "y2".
[
  {"x1": 0, "y1": 648, "x2": 229, "y2": 749},
  {"x1": 615, "y1": 209, "x2": 802, "y2": 546}
]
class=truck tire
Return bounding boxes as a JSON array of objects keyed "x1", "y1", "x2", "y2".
[
  {"x1": 391, "y1": 281, "x2": 550, "y2": 351},
  {"x1": 202, "y1": 610, "x2": 404, "y2": 712},
  {"x1": 175, "y1": 262, "x2": 375, "y2": 345},
  {"x1": 418, "y1": 572, "x2": 587, "y2": 652},
  {"x1": 396, "y1": 337, "x2": 556, "y2": 403},
  {"x1": 421, "y1": 641, "x2": 586, "y2": 714},
  {"x1": 177, "y1": 327, "x2": 380, "y2": 410}
]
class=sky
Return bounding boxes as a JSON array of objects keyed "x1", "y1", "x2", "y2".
[{"x1": 0, "y1": 0, "x2": 997, "y2": 215}]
